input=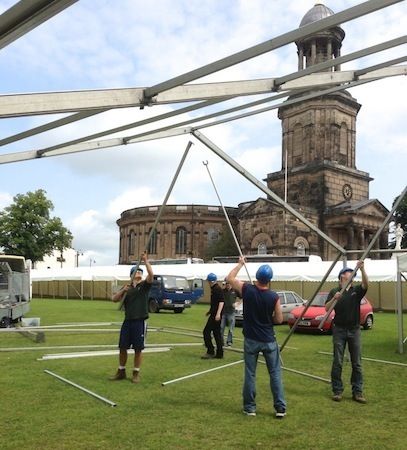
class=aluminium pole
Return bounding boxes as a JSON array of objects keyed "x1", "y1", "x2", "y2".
[
  {"x1": 318, "y1": 185, "x2": 407, "y2": 329},
  {"x1": 279, "y1": 251, "x2": 343, "y2": 352},
  {"x1": 162, "y1": 359, "x2": 244, "y2": 386},
  {"x1": 192, "y1": 131, "x2": 345, "y2": 254},
  {"x1": 44, "y1": 370, "x2": 117, "y2": 407},
  {"x1": 202, "y1": 160, "x2": 252, "y2": 282},
  {"x1": 118, "y1": 140, "x2": 193, "y2": 309}
]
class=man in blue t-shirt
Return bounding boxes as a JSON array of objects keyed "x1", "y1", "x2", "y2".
[
  {"x1": 325, "y1": 260, "x2": 368, "y2": 403},
  {"x1": 227, "y1": 257, "x2": 286, "y2": 418}
]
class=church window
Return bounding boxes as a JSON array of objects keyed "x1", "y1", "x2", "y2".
[
  {"x1": 147, "y1": 228, "x2": 157, "y2": 255},
  {"x1": 128, "y1": 230, "x2": 135, "y2": 255},
  {"x1": 175, "y1": 227, "x2": 187, "y2": 254},
  {"x1": 257, "y1": 242, "x2": 267, "y2": 255}
]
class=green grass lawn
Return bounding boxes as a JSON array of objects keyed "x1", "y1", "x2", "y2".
[{"x1": 1, "y1": 299, "x2": 406, "y2": 450}]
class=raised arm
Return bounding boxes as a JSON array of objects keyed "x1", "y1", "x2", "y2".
[
  {"x1": 142, "y1": 252, "x2": 154, "y2": 283},
  {"x1": 356, "y1": 260, "x2": 368, "y2": 291},
  {"x1": 226, "y1": 256, "x2": 245, "y2": 297}
]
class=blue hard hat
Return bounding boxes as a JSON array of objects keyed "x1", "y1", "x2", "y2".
[
  {"x1": 130, "y1": 266, "x2": 143, "y2": 276},
  {"x1": 256, "y1": 264, "x2": 273, "y2": 284},
  {"x1": 338, "y1": 267, "x2": 353, "y2": 279},
  {"x1": 206, "y1": 273, "x2": 217, "y2": 282}
]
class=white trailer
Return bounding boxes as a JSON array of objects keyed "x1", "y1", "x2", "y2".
[{"x1": 0, "y1": 255, "x2": 31, "y2": 328}]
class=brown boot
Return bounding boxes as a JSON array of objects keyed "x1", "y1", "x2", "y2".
[
  {"x1": 132, "y1": 370, "x2": 140, "y2": 384},
  {"x1": 109, "y1": 368, "x2": 126, "y2": 380}
]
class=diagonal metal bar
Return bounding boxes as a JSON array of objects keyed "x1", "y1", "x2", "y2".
[
  {"x1": 0, "y1": 109, "x2": 106, "y2": 147},
  {"x1": 192, "y1": 130, "x2": 346, "y2": 254},
  {"x1": 279, "y1": 252, "x2": 343, "y2": 352},
  {"x1": 318, "y1": 185, "x2": 407, "y2": 329},
  {"x1": 0, "y1": 0, "x2": 78, "y2": 50},
  {"x1": 202, "y1": 160, "x2": 252, "y2": 282},
  {"x1": 143, "y1": 0, "x2": 403, "y2": 99},
  {"x1": 274, "y1": 35, "x2": 407, "y2": 86},
  {"x1": 118, "y1": 140, "x2": 193, "y2": 309}
]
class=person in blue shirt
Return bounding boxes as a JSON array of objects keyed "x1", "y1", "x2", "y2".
[{"x1": 227, "y1": 257, "x2": 286, "y2": 418}]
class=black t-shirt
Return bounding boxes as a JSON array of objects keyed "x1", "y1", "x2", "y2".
[
  {"x1": 209, "y1": 283, "x2": 224, "y2": 317},
  {"x1": 326, "y1": 284, "x2": 367, "y2": 328},
  {"x1": 123, "y1": 280, "x2": 152, "y2": 320}
]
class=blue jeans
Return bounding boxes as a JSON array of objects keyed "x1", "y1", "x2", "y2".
[
  {"x1": 331, "y1": 325, "x2": 363, "y2": 395},
  {"x1": 221, "y1": 313, "x2": 235, "y2": 345},
  {"x1": 243, "y1": 337, "x2": 286, "y2": 413}
]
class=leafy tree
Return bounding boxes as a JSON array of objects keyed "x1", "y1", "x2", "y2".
[
  {"x1": 204, "y1": 224, "x2": 239, "y2": 261},
  {"x1": 0, "y1": 190, "x2": 73, "y2": 263},
  {"x1": 390, "y1": 193, "x2": 407, "y2": 249}
]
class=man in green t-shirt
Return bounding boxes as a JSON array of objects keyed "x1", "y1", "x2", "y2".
[{"x1": 110, "y1": 252, "x2": 153, "y2": 383}]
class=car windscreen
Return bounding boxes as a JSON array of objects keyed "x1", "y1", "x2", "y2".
[
  {"x1": 311, "y1": 292, "x2": 329, "y2": 306},
  {"x1": 162, "y1": 276, "x2": 190, "y2": 290}
]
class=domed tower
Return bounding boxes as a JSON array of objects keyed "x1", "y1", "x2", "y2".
[
  {"x1": 262, "y1": 3, "x2": 389, "y2": 259},
  {"x1": 296, "y1": 3, "x2": 345, "y2": 71}
]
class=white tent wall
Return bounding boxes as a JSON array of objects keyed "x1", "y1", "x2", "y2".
[{"x1": 30, "y1": 259, "x2": 407, "y2": 309}]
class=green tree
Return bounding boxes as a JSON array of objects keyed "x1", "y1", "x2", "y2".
[
  {"x1": 204, "y1": 224, "x2": 238, "y2": 261},
  {"x1": 391, "y1": 193, "x2": 407, "y2": 249},
  {"x1": 0, "y1": 189, "x2": 73, "y2": 263}
]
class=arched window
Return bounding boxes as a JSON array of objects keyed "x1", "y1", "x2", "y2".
[
  {"x1": 207, "y1": 228, "x2": 219, "y2": 243},
  {"x1": 147, "y1": 228, "x2": 157, "y2": 255},
  {"x1": 128, "y1": 230, "x2": 135, "y2": 255},
  {"x1": 294, "y1": 237, "x2": 308, "y2": 256},
  {"x1": 257, "y1": 242, "x2": 267, "y2": 255},
  {"x1": 175, "y1": 227, "x2": 187, "y2": 254}
]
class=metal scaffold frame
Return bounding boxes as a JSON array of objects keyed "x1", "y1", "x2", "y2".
[{"x1": 1, "y1": 0, "x2": 406, "y2": 356}]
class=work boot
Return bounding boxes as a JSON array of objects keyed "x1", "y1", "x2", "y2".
[
  {"x1": 132, "y1": 370, "x2": 140, "y2": 384},
  {"x1": 109, "y1": 368, "x2": 126, "y2": 380},
  {"x1": 201, "y1": 353, "x2": 215, "y2": 359},
  {"x1": 352, "y1": 393, "x2": 367, "y2": 404},
  {"x1": 332, "y1": 394, "x2": 342, "y2": 402}
]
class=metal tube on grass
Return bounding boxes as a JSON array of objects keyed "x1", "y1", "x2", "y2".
[
  {"x1": 162, "y1": 359, "x2": 244, "y2": 386},
  {"x1": 319, "y1": 185, "x2": 407, "y2": 329},
  {"x1": 44, "y1": 370, "x2": 117, "y2": 407}
]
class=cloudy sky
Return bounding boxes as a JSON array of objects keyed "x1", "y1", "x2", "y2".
[{"x1": 0, "y1": 0, "x2": 406, "y2": 266}]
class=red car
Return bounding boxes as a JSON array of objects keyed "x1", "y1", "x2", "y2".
[{"x1": 287, "y1": 291, "x2": 374, "y2": 333}]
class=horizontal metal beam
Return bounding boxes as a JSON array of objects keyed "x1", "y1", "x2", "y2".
[
  {"x1": 0, "y1": 57, "x2": 403, "y2": 165},
  {"x1": 1, "y1": 34, "x2": 404, "y2": 145},
  {"x1": 2, "y1": 62, "x2": 405, "y2": 118},
  {"x1": 0, "y1": 0, "x2": 78, "y2": 50},
  {"x1": 143, "y1": 0, "x2": 403, "y2": 98},
  {"x1": 274, "y1": 35, "x2": 407, "y2": 86}
]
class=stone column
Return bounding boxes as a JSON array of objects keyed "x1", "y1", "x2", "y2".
[
  {"x1": 311, "y1": 40, "x2": 316, "y2": 66},
  {"x1": 298, "y1": 48, "x2": 304, "y2": 70},
  {"x1": 347, "y1": 225, "x2": 355, "y2": 249}
]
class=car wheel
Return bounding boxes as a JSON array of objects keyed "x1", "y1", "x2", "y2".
[
  {"x1": 174, "y1": 309, "x2": 184, "y2": 314},
  {"x1": 148, "y1": 299, "x2": 159, "y2": 313},
  {"x1": 363, "y1": 315, "x2": 373, "y2": 330}
]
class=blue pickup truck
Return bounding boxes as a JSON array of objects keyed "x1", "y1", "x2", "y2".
[{"x1": 148, "y1": 274, "x2": 201, "y2": 314}]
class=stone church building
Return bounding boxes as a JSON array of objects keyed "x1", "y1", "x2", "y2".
[{"x1": 116, "y1": 3, "x2": 389, "y2": 264}]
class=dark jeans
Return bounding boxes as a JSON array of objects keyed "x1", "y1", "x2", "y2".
[
  {"x1": 331, "y1": 325, "x2": 363, "y2": 395},
  {"x1": 203, "y1": 316, "x2": 223, "y2": 357}
]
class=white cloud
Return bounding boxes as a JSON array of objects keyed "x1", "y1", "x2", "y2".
[
  {"x1": 0, "y1": 0, "x2": 405, "y2": 265},
  {"x1": 0, "y1": 192, "x2": 12, "y2": 209}
]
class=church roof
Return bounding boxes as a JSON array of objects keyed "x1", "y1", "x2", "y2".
[
  {"x1": 327, "y1": 198, "x2": 389, "y2": 216},
  {"x1": 299, "y1": 3, "x2": 335, "y2": 27}
]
